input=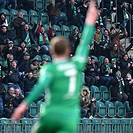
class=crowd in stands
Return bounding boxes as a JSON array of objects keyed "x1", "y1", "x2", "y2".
[{"x1": 0, "y1": 0, "x2": 133, "y2": 119}]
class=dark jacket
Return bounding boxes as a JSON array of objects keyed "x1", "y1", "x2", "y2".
[
  {"x1": 23, "y1": 76, "x2": 37, "y2": 93},
  {"x1": 12, "y1": 17, "x2": 27, "y2": 38},
  {"x1": 0, "y1": 30, "x2": 14, "y2": 45}
]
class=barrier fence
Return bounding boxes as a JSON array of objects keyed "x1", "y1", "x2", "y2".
[{"x1": 0, "y1": 118, "x2": 133, "y2": 133}]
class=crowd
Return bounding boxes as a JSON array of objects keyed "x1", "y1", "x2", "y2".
[{"x1": 0, "y1": 0, "x2": 133, "y2": 118}]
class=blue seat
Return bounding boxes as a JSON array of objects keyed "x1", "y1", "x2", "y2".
[
  {"x1": 92, "y1": 118, "x2": 102, "y2": 133},
  {"x1": 121, "y1": 118, "x2": 132, "y2": 132}
]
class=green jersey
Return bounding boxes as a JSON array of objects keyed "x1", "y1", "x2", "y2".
[{"x1": 25, "y1": 24, "x2": 94, "y2": 117}]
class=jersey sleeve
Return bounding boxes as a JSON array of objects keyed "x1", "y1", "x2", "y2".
[
  {"x1": 72, "y1": 24, "x2": 94, "y2": 70},
  {"x1": 24, "y1": 65, "x2": 53, "y2": 105}
]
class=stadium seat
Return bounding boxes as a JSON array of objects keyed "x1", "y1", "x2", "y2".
[
  {"x1": 61, "y1": 25, "x2": 71, "y2": 38},
  {"x1": 37, "y1": 100, "x2": 44, "y2": 113},
  {"x1": 96, "y1": 101, "x2": 107, "y2": 117},
  {"x1": 91, "y1": 55, "x2": 98, "y2": 62},
  {"x1": 70, "y1": 25, "x2": 78, "y2": 32},
  {"x1": 99, "y1": 85, "x2": 108, "y2": 92},
  {"x1": 29, "y1": 10, "x2": 39, "y2": 24},
  {"x1": 102, "y1": 118, "x2": 113, "y2": 133},
  {"x1": 81, "y1": 118, "x2": 92, "y2": 133},
  {"x1": 114, "y1": 101, "x2": 126, "y2": 117},
  {"x1": 44, "y1": 24, "x2": 49, "y2": 31},
  {"x1": 29, "y1": 102, "x2": 39, "y2": 117},
  {"x1": 10, "y1": 9, "x2": 18, "y2": 21},
  {"x1": 98, "y1": 55, "x2": 105, "y2": 65},
  {"x1": 124, "y1": 101, "x2": 132, "y2": 113},
  {"x1": 52, "y1": 25, "x2": 62, "y2": 36},
  {"x1": 40, "y1": 11, "x2": 49, "y2": 24},
  {"x1": 36, "y1": 0, "x2": 44, "y2": 11},
  {"x1": 90, "y1": 85, "x2": 99, "y2": 98},
  {"x1": 44, "y1": 0, "x2": 50, "y2": 10},
  {"x1": 93, "y1": 91, "x2": 102, "y2": 101},
  {"x1": 105, "y1": 101, "x2": 116, "y2": 117},
  {"x1": 103, "y1": 91, "x2": 111, "y2": 101}
]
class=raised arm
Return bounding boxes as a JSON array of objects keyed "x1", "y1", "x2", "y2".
[{"x1": 73, "y1": 0, "x2": 99, "y2": 69}]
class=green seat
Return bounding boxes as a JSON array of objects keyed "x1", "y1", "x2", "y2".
[
  {"x1": 10, "y1": 9, "x2": 18, "y2": 21},
  {"x1": 121, "y1": 118, "x2": 132, "y2": 132},
  {"x1": 96, "y1": 101, "x2": 107, "y2": 117},
  {"x1": 112, "y1": 118, "x2": 122, "y2": 133},
  {"x1": 29, "y1": 10, "x2": 39, "y2": 24},
  {"x1": 103, "y1": 91, "x2": 111, "y2": 101},
  {"x1": 37, "y1": 100, "x2": 44, "y2": 113},
  {"x1": 81, "y1": 118, "x2": 92, "y2": 133},
  {"x1": 93, "y1": 91, "x2": 102, "y2": 101},
  {"x1": 102, "y1": 118, "x2": 113, "y2": 133},
  {"x1": 61, "y1": 25, "x2": 71, "y2": 38},
  {"x1": 29, "y1": 102, "x2": 39, "y2": 117},
  {"x1": 105, "y1": 101, "x2": 116, "y2": 117},
  {"x1": 114, "y1": 101, "x2": 126, "y2": 117},
  {"x1": 98, "y1": 55, "x2": 105, "y2": 65},
  {"x1": 44, "y1": 0, "x2": 50, "y2": 10},
  {"x1": 40, "y1": 11, "x2": 49, "y2": 24},
  {"x1": 44, "y1": 24, "x2": 49, "y2": 31},
  {"x1": 52, "y1": 25, "x2": 62, "y2": 36},
  {"x1": 90, "y1": 85, "x2": 99, "y2": 98},
  {"x1": 92, "y1": 118, "x2": 102, "y2": 133},
  {"x1": 70, "y1": 25, "x2": 78, "y2": 32},
  {"x1": 60, "y1": 12, "x2": 67, "y2": 17},
  {"x1": 36, "y1": 0, "x2": 44, "y2": 11},
  {"x1": 32, "y1": 55, "x2": 42, "y2": 62},
  {"x1": 124, "y1": 101, "x2": 131, "y2": 113},
  {"x1": 99, "y1": 85, "x2": 108, "y2": 92},
  {"x1": 12, "y1": 120, "x2": 22, "y2": 133},
  {"x1": 91, "y1": 55, "x2": 98, "y2": 62}
]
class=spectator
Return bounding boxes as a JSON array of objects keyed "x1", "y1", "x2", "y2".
[
  {"x1": 126, "y1": 14, "x2": 133, "y2": 37},
  {"x1": 0, "y1": 25, "x2": 14, "y2": 54},
  {"x1": 109, "y1": 26, "x2": 121, "y2": 48},
  {"x1": 77, "y1": 0, "x2": 89, "y2": 29},
  {"x1": 99, "y1": 57, "x2": 113, "y2": 87},
  {"x1": 124, "y1": 73, "x2": 133, "y2": 108},
  {"x1": 111, "y1": 71, "x2": 128, "y2": 103},
  {"x1": 4, "y1": 60, "x2": 23, "y2": 95},
  {"x1": 36, "y1": 21, "x2": 52, "y2": 55},
  {"x1": 80, "y1": 86, "x2": 96, "y2": 119},
  {"x1": 100, "y1": 29, "x2": 110, "y2": 57},
  {"x1": 93, "y1": 26, "x2": 102, "y2": 57},
  {"x1": 84, "y1": 56, "x2": 100, "y2": 87},
  {"x1": 68, "y1": 28, "x2": 81, "y2": 55},
  {"x1": 23, "y1": 71, "x2": 37, "y2": 96},
  {"x1": 18, "y1": 52, "x2": 31, "y2": 75},
  {"x1": 0, "y1": 12, "x2": 8, "y2": 27},
  {"x1": 119, "y1": 53, "x2": 131, "y2": 78},
  {"x1": 30, "y1": 57, "x2": 40, "y2": 79},
  {"x1": 47, "y1": 0, "x2": 67, "y2": 25},
  {"x1": 2, "y1": 41, "x2": 18, "y2": 59},
  {"x1": 14, "y1": 88, "x2": 24, "y2": 108},
  {"x1": 109, "y1": 44, "x2": 122, "y2": 62},
  {"x1": 21, "y1": 24, "x2": 36, "y2": 48},
  {"x1": 3, "y1": 87, "x2": 16, "y2": 118},
  {"x1": 66, "y1": 0, "x2": 80, "y2": 26},
  {"x1": 110, "y1": 58, "x2": 119, "y2": 77},
  {"x1": 12, "y1": 12, "x2": 27, "y2": 39},
  {"x1": 57, "y1": 0, "x2": 67, "y2": 14}
]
